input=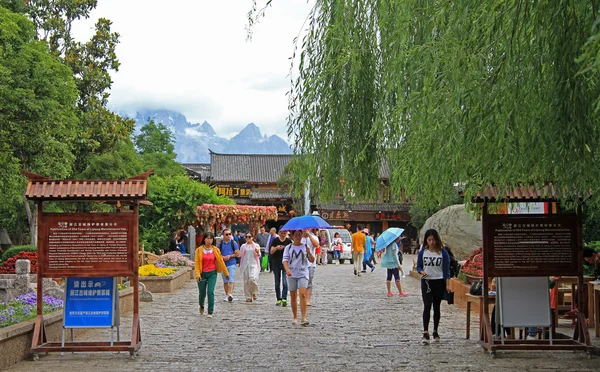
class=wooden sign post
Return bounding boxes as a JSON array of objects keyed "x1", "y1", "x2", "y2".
[
  {"x1": 22, "y1": 170, "x2": 152, "y2": 359},
  {"x1": 475, "y1": 187, "x2": 592, "y2": 358}
]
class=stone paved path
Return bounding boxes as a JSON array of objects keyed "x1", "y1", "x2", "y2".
[{"x1": 5, "y1": 255, "x2": 600, "y2": 371}]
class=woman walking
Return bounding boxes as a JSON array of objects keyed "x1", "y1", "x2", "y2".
[
  {"x1": 332, "y1": 232, "x2": 343, "y2": 265},
  {"x1": 416, "y1": 229, "x2": 452, "y2": 344},
  {"x1": 283, "y1": 229, "x2": 316, "y2": 326},
  {"x1": 240, "y1": 233, "x2": 261, "y2": 302},
  {"x1": 319, "y1": 230, "x2": 328, "y2": 266},
  {"x1": 380, "y1": 236, "x2": 408, "y2": 297},
  {"x1": 195, "y1": 233, "x2": 229, "y2": 318}
]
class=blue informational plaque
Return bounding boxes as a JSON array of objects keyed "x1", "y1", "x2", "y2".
[{"x1": 64, "y1": 277, "x2": 117, "y2": 328}]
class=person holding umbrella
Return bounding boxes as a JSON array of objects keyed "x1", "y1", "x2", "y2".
[
  {"x1": 283, "y1": 229, "x2": 316, "y2": 326},
  {"x1": 379, "y1": 236, "x2": 408, "y2": 297}
]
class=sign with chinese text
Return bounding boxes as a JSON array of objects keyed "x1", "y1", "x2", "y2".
[
  {"x1": 320, "y1": 210, "x2": 352, "y2": 220},
  {"x1": 374, "y1": 212, "x2": 409, "y2": 221},
  {"x1": 40, "y1": 213, "x2": 135, "y2": 276},
  {"x1": 64, "y1": 277, "x2": 118, "y2": 328},
  {"x1": 212, "y1": 184, "x2": 252, "y2": 198},
  {"x1": 484, "y1": 214, "x2": 579, "y2": 277}
]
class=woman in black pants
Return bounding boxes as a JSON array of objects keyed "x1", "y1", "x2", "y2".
[{"x1": 416, "y1": 229, "x2": 452, "y2": 344}]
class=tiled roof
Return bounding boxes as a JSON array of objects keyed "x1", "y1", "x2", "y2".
[
  {"x1": 22, "y1": 170, "x2": 151, "y2": 201},
  {"x1": 473, "y1": 184, "x2": 560, "y2": 202},
  {"x1": 209, "y1": 151, "x2": 292, "y2": 183},
  {"x1": 250, "y1": 189, "x2": 292, "y2": 200},
  {"x1": 181, "y1": 163, "x2": 211, "y2": 180},
  {"x1": 317, "y1": 202, "x2": 410, "y2": 212}
]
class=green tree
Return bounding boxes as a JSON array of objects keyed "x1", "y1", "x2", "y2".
[
  {"x1": 0, "y1": 6, "x2": 78, "y2": 244},
  {"x1": 134, "y1": 120, "x2": 176, "y2": 156},
  {"x1": 250, "y1": 1, "x2": 600, "y2": 209},
  {"x1": 140, "y1": 176, "x2": 233, "y2": 253},
  {"x1": 78, "y1": 140, "x2": 143, "y2": 180},
  {"x1": 24, "y1": 0, "x2": 134, "y2": 173}
]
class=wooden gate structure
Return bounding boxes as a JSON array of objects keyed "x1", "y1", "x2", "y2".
[
  {"x1": 22, "y1": 170, "x2": 153, "y2": 358},
  {"x1": 475, "y1": 185, "x2": 592, "y2": 357}
]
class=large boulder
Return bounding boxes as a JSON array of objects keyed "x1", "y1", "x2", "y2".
[{"x1": 420, "y1": 204, "x2": 481, "y2": 260}]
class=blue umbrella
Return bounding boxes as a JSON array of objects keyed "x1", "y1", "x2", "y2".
[
  {"x1": 375, "y1": 227, "x2": 404, "y2": 252},
  {"x1": 279, "y1": 215, "x2": 333, "y2": 231}
]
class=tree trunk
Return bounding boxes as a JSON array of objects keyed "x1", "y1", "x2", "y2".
[{"x1": 23, "y1": 193, "x2": 37, "y2": 246}]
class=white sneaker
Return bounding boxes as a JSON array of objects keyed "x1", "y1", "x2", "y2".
[
  {"x1": 227, "y1": 294, "x2": 234, "y2": 302},
  {"x1": 223, "y1": 296, "x2": 229, "y2": 302}
]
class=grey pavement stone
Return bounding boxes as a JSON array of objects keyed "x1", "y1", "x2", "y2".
[{"x1": 4, "y1": 254, "x2": 599, "y2": 371}]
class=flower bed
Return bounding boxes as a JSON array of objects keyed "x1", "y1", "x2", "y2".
[
  {"x1": 458, "y1": 247, "x2": 482, "y2": 280},
  {"x1": 138, "y1": 264, "x2": 177, "y2": 277},
  {"x1": 0, "y1": 292, "x2": 63, "y2": 328},
  {"x1": 139, "y1": 266, "x2": 191, "y2": 293},
  {"x1": 0, "y1": 252, "x2": 38, "y2": 274},
  {"x1": 157, "y1": 251, "x2": 193, "y2": 267}
]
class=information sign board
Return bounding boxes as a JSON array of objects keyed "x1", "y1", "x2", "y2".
[
  {"x1": 484, "y1": 213, "x2": 579, "y2": 276},
  {"x1": 39, "y1": 213, "x2": 135, "y2": 276},
  {"x1": 64, "y1": 277, "x2": 118, "y2": 328}
]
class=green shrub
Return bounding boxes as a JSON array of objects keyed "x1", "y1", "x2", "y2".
[{"x1": 1, "y1": 245, "x2": 37, "y2": 263}]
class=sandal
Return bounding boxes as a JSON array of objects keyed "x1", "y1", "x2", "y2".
[
  {"x1": 246, "y1": 298, "x2": 252, "y2": 302},
  {"x1": 301, "y1": 319, "x2": 310, "y2": 326}
]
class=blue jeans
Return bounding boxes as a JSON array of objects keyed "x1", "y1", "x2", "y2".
[
  {"x1": 272, "y1": 265, "x2": 288, "y2": 300},
  {"x1": 333, "y1": 250, "x2": 341, "y2": 260}
]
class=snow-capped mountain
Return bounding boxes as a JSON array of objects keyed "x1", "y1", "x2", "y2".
[{"x1": 131, "y1": 109, "x2": 292, "y2": 162}]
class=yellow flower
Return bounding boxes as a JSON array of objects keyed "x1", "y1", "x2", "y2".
[{"x1": 138, "y1": 264, "x2": 176, "y2": 277}]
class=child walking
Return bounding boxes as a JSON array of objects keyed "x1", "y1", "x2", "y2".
[{"x1": 380, "y1": 237, "x2": 408, "y2": 297}]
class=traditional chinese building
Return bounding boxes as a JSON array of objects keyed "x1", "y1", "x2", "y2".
[{"x1": 182, "y1": 151, "x2": 415, "y2": 237}]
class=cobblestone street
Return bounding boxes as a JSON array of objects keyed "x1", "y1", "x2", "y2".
[{"x1": 5, "y1": 256, "x2": 600, "y2": 371}]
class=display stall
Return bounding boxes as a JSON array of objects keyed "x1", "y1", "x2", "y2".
[
  {"x1": 22, "y1": 170, "x2": 152, "y2": 360},
  {"x1": 196, "y1": 204, "x2": 278, "y2": 234},
  {"x1": 474, "y1": 186, "x2": 592, "y2": 358}
]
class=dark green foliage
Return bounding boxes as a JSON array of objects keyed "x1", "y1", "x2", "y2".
[
  {"x1": 0, "y1": 245, "x2": 36, "y2": 263},
  {"x1": 140, "y1": 176, "x2": 233, "y2": 253}
]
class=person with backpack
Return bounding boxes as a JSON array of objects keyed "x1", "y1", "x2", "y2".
[
  {"x1": 218, "y1": 228, "x2": 240, "y2": 302},
  {"x1": 269, "y1": 229, "x2": 292, "y2": 306},
  {"x1": 416, "y1": 229, "x2": 452, "y2": 345}
]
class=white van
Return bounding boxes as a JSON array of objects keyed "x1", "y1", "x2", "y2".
[{"x1": 318, "y1": 228, "x2": 354, "y2": 264}]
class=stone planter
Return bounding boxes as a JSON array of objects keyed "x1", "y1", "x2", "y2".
[
  {"x1": 449, "y1": 277, "x2": 472, "y2": 308},
  {"x1": 139, "y1": 267, "x2": 191, "y2": 293},
  {"x1": 0, "y1": 288, "x2": 135, "y2": 370}
]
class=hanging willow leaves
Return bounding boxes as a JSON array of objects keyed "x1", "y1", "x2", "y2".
[{"x1": 251, "y1": 0, "x2": 600, "y2": 208}]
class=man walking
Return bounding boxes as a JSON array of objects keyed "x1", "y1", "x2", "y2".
[
  {"x1": 218, "y1": 228, "x2": 239, "y2": 302},
  {"x1": 256, "y1": 226, "x2": 270, "y2": 272},
  {"x1": 269, "y1": 229, "x2": 292, "y2": 306},
  {"x1": 351, "y1": 224, "x2": 366, "y2": 276}
]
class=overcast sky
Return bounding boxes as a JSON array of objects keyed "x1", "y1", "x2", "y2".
[{"x1": 72, "y1": 0, "x2": 314, "y2": 140}]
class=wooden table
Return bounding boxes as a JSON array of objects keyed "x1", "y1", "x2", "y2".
[
  {"x1": 466, "y1": 293, "x2": 495, "y2": 339},
  {"x1": 555, "y1": 276, "x2": 595, "y2": 327}
]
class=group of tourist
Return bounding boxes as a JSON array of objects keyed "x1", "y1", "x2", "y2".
[
  {"x1": 194, "y1": 226, "x2": 319, "y2": 325},
  {"x1": 194, "y1": 224, "x2": 454, "y2": 342}
]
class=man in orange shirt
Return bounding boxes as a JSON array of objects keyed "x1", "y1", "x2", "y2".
[{"x1": 351, "y1": 224, "x2": 366, "y2": 276}]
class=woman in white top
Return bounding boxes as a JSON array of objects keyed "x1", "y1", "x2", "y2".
[
  {"x1": 240, "y1": 233, "x2": 261, "y2": 302},
  {"x1": 416, "y1": 229, "x2": 452, "y2": 345}
]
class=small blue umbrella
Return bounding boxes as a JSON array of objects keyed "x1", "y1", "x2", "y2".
[
  {"x1": 375, "y1": 227, "x2": 404, "y2": 252},
  {"x1": 279, "y1": 215, "x2": 333, "y2": 232}
]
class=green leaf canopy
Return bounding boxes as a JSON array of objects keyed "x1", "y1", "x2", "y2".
[{"x1": 277, "y1": 0, "x2": 600, "y2": 208}]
